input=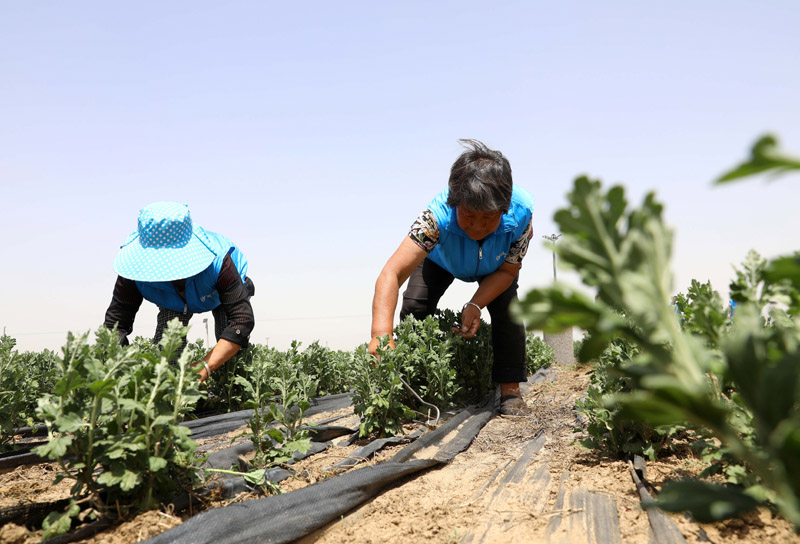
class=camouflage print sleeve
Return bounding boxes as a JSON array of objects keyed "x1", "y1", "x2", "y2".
[
  {"x1": 408, "y1": 209, "x2": 439, "y2": 253},
  {"x1": 505, "y1": 220, "x2": 532, "y2": 264}
]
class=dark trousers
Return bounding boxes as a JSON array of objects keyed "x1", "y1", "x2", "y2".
[
  {"x1": 154, "y1": 277, "x2": 255, "y2": 351},
  {"x1": 400, "y1": 259, "x2": 527, "y2": 383}
]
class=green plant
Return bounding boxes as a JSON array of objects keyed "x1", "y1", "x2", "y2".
[
  {"x1": 716, "y1": 134, "x2": 800, "y2": 183},
  {"x1": 34, "y1": 321, "x2": 203, "y2": 538},
  {"x1": 574, "y1": 333, "x2": 684, "y2": 460},
  {"x1": 264, "y1": 353, "x2": 313, "y2": 466},
  {"x1": 233, "y1": 346, "x2": 277, "y2": 467},
  {"x1": 287, "y1": 342, "x2": 320, "y2": 402},
  {"x1": 201, "y1": 343, "x2": 262, "y2": 413},
  {"x1": 573, "y1": 337, "x2": 585, "y2": 362},
  {"x1": 234, "y1": 341, "x2": 312, "y2": 470},
  {"x1": 128, "y1": 335, "x2": 162, "y2": 358},
  {"x1": 434, "y1": 309, "x2": 494, "y2": 403},
  {"x1": 0, "y1": 337, "x2": 59, "y2": 451},
  {"x1": 351, "y1": 339, "x2": 415, "y2": 438},
  {"x1": 673, "y1": 279, "x2": 730, "y2": 348},
  {"x1": 329, "y1": 349, "x2": 356, "y2": 394},
  {"x1": 394, "y1": 315, "x2": 460, "y2": 409},
  {"x1": 298, "y1": 340, "x2": 352, "y2": 396},
  {"x1": 0, "y1": 336, "x2": 38, "y2": 451},
  {"x1": 351, "y1": 311, "x2": 496, "y2": 438},
  {"x1": 525, "y1": 334, "x2": 554, "y2": 375},
  {"x1": 515, "y1": 162, "x2": 800, "y2": 525}
]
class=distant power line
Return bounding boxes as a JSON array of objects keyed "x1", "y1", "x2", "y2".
[
  {"x1": 5, "y1": 314, "x2": 371, "y2": 337},
  {"x1": 3, "y1": 330, "x2": 79, "y2": 336},
  {"x1": 256, "y1": 314, "x2": 369, "y2": 322}
]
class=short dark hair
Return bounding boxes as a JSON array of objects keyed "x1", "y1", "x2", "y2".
[{"x1": 447, "y1": 139, "x2": 513, "y2": 213}]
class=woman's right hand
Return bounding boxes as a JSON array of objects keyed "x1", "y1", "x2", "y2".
[
  {"x1": 368, "y1": 335, "x2": 395, "y2": 359},
  {"x1": 369, "y1": 237, "x2": 428, "y2": 359}
]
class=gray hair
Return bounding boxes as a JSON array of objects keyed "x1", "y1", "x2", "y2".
[{"x1": 446, "y1": 139, "x2": 513, "y2": 213}]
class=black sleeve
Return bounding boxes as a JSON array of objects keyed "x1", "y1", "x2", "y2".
[
  {"x1": 103, "y1": 276, "x2": 144, "y2": 345},
  {"x1": 215, "y1": 254, "x2": 255, "y2": 346}
]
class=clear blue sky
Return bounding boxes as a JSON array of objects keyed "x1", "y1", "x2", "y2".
[{"x1": 2, "y1": 2, "x2": 799, "y2": 352}]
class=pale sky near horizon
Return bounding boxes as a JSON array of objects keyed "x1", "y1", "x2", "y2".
[{"x1": 2, "y1": 2, "x2": 799, "y2": 354}]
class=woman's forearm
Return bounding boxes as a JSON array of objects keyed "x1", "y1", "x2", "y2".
[
  {"x1": 371, "y1": 270, "x2": 400, "y2": 339},
  {"x1": 470, "y1": 266, "x2": 518, "y2": 308},
  {"x1": 369, "y1": 237, "x2": 430, "y2": 353},
  {"x1": 199, "y1": 338, "x2": 241, "y2": 381}
]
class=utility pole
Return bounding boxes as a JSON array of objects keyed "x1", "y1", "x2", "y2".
[
  {"x1": 541, "y1": 233, "x2": 573, "y2": 365},
  {"x1": 202, "y1": 318, "x2": 209, "y2": 347},
  {"x1": 542, "y1": 233, "x2": 562, "y2": 281}
]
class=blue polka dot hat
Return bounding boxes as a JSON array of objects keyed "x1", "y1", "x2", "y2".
[{"x1": 113, "y1": 202, "x2": 218, "y2": 282}]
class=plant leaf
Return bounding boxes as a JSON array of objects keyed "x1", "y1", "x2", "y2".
[
  {"x1": 650, "y1": 480, "x2": 761, "y2": 522},
  {"x1": 149, "y1": 456, "x2": 167, "y2": 472},
  {"x1": 716, "y1": 135, "x2": 800, "y2": 184}
]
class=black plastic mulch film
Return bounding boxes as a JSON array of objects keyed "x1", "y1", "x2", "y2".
[
  {"x1": 184, "y1": 392, "x2": 354, "y2": 440},
  {"x1": 144, "y1": 396, "x2": 495, "y2": 544},
  {"x1": 2, "y1": 368, "x2": 691, "y2": 543}
]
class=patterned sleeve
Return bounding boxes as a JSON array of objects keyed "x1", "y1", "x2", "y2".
[
  {"x1": 407, "y1": 209, "x2": 439, "y2": 252},
  {"x1": 505, "y1": 220, "x2": 533, "y2": 264}
]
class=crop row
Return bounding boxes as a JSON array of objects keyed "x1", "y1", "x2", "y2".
[{"x1": 0, "y1": 309, "x2": 554, "y2": 539}]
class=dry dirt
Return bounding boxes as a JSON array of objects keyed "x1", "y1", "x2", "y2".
[{"x1": 1, "y1": 365, "x2": 799, "y2": 543}]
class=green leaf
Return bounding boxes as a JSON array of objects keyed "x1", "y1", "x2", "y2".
[
  {"x1": 54, "y1": 412, "x2": 84, "y2": 433},
  {"x1": 123, "y1": 441, "x2": 147, "y2": 452},
  {"x1": 53, "y1": 371, "x2": 86, "y2": 396},
  {"x1": 716, "y1": 135, "x2": 800, "y2": 184},
  {"x1": 87, "y1": 378, "x2": 116, "y2": 397},
  {"x1": 270, "y1": 452, "x2": 293, "y2": 465},
  {"x1": 120, "y1": 469, "x2": 141, "y2": 491},
  {"x1": 35, "y1": 435, "x2": 72, "y2": 459},
  {"x1": 151, "y1": 415, "x2": 175, "y2": 427},
  {"x1": 106, "y1": 447, "x2": 127, "y2": 460},
  {"x1": 513, "y1": 287, "x2": 607, "y2": 333},
  {"x1": 615, "y1": 395, "x2": 687, "y2": 427},
  {"x1": 97, "y1": 468, "x2": 123, "y2": 487},
  {"x1": 284, "y1": 438, "x2": 312, "y2": 455},
  {"x1": 266, "y1": 428, "x2": 285, "y2": 443},
  {"x1": 149, "y1": 456, "x2": 167, "y2": 472},
  {"x1": 41, "y1": 502, "x2": 79, "y2": 539},
  {"x1": 765, "y1": 254, "x2": 800, "y2": 287},
  {"x1": 118, "y1": 398, "x2": 145, "y2": 413},
  {"x1": 243, "y1": 468, "x2": 266, "y2": 486},
  {"x1": 650, "y1": 480, "x2": 761, "y2": 522},
  {"x1": 233, "y1": 375, "x2": 255, "y2": 397}
]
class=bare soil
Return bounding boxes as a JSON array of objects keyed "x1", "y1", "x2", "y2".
[{"x1": 2, "y1": 366, "x2": 799, "y2": 543}]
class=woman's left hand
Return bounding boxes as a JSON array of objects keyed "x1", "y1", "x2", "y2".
[{"x1": 453, "y1": 302, "x2": 481, "y2": 338}]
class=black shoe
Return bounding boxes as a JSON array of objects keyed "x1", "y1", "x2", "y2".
[{"x1": 499, "y1": 395, "x2": 529, "y2": 416}]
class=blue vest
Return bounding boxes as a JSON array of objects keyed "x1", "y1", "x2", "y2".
[
  {"x1": 136, "y1": 230, "x2": 248, "y2": 313},
  {"x1": 427, "y1": 186, "x2": 534, "y2": 282}
]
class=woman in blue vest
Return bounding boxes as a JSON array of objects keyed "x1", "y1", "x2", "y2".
[
  {"x1": 370, "y1": 140, "x2": 534, "y2": 416},
  {"x1": 104, "y1": 201, "x2": 255, "y2": 382}
]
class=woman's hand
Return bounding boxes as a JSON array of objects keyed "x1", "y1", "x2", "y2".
[
  {"x1": 453, "y1": 302, "x2": 482, "y2": 338},
  {"x1": 191, "y1": 359, "x2": 213, "y2": 382},
  {"x1": 368, "y1": 335, "x2": 395, "y2": 359},
  {"x1": 454, "y1": 261, "x2": 522, "y2": 339},
  {"x1": 193, "y1": 338, "x2": 241, "y2": 382}
]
